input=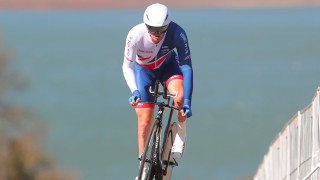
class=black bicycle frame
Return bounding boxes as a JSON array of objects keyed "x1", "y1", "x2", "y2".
[{"x1": 138, "y1": 80, "x2": 179, "y2": 180}]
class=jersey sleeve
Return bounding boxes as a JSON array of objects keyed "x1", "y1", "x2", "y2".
[
  {"x1": 122, "y1": 28, "x2": 139, "y2": 93},
  {"x1": 174, "y1": 28, "x2": 193, "y2": 107}
]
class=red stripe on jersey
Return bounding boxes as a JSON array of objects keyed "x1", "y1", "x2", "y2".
[
  {"x1": 138, "y1": 56, "x2": 152, "y2": 61},
  {"x1": 125, "y1": 56, "x2": 132, "y2": 62},
  {"x1": 141, "y1": 54, "x2": 168, "y2": 69}
]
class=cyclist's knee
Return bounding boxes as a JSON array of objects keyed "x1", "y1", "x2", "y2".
[
  {"x1": 136, "y1": 107, "x2": 154, "y2": 128},
  {"x1": 138, "y1": 118, "x2": 153, "y2": 137},
  {"x1": 136, "y1": 107, "x2": 154, "y2": 118},
  {"x1": 138, "y1": 124, "x2": 150, "y2": 137},
  {"x1": 174, "y1": 95, "x2": 184, "y2": 109}
]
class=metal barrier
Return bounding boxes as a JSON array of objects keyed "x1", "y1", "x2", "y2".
[{"x1": 254, "y1": 87, "x2": 320, "y2": 180}]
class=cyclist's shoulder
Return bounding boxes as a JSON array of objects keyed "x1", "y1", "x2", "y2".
[
  {"x1": 168, "y1": 22, "x2": 186, "y2": 34},
  {"x1": 126, "y1": 23, "x2": 148, "y2": 46},
  {"x1": 166, "y1": 22, "x2": 188, "y2": 43},
  {"x1": 127, "y1": 23, "x2": 147, "y2": 37}
]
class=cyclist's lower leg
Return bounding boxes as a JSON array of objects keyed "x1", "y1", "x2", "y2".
[{"x1": 136, "y1": 107, "x2": 154, "y2": 155}]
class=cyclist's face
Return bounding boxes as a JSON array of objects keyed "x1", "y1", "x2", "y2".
[
  {"x1": 149, "y1": 33, "x2": 165, "y2": 44},
  {"x1": 146, "y1": 24, "x2": 168, "y2": 44}
]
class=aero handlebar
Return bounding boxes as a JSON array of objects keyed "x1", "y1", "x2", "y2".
[{"x1": 149, "y1": 80, "x2": 179, "y2": 110}]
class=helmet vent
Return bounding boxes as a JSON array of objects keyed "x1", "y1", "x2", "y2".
[
  {"x1": 165, "y1": 14, "x2": 168, "y2": 21},
  {"x1": 146, "y1": 14, "x2": 149, "y2": 20}
]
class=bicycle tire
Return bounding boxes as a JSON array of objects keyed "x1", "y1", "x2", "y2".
[
  {"x1": 138, "y1": 119, "x2": 160, "y2": 180},
  {"x1": 146, "y1": 124, "x2": 162, "y2": 180},
  {"x1": 161, "y1": 122, "x2": 178, "y2": 180}
]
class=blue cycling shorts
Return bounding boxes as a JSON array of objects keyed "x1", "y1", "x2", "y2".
[{"x1": 134, "y1": 51, "x2": 183, "y2": 107}]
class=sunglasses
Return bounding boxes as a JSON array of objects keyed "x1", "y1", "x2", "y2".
[{"x1": 146, "y1": 24, "x2": 169, "y2": 35}]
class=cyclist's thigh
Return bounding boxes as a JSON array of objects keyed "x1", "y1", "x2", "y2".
[
  {"x1": 134, "y1": 63, "x2": 156, "y2": 104},
  {"x1": 167, "y1": 78, "x2": 184, "y2": 109},
  {"x1": 167, "y1": 77, "x2": 183, "y2": 95},
  {"x1": 160, "y1": 52, "x2": 183, "y2": 85},
  {"x1": 160, "y1": 53, "x2": 184, "y2": 107}
]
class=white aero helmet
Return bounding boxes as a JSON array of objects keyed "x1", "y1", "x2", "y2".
[{"x1": 143, "y1": 3, "x2": 171, "y2": 27}]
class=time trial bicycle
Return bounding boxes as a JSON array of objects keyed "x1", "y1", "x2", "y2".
[{"x1": 137, "y1": 80, "x2": 180, "y2": 180}]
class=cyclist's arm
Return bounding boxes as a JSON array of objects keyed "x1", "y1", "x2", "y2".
[
  {"x1": 175, "y1": 28, "x2": 193, "y2": 107},
  {"x1": 122, "y1": 28, "x2": 139, "y2": 93},
  {"x1": 180, "y1": 64, "x2": 193, "y2": 107}
]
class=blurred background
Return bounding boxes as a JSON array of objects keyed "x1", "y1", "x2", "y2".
[{"x1": 0, "y1": 0, "x2": 320, "y2": 180}]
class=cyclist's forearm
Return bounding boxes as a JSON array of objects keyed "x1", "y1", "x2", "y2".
[
  {"x1": 122, "y1": 60, "x2": 138, "y2": 93},
  {"x1": 181, "y1": 66, "x2": 193, "y2": 107}
]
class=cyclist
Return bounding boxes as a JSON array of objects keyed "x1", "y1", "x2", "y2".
[{"x1": 122, "y1": 3, "x2": 193, "y2": 169}]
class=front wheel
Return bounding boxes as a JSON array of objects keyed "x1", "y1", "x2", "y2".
[
  {"x1": 161, "y1": 122, "x2": 178, "y2": 180},
  {"x1": 138, "y1": 119, "x2": 160, "y2": 180}
]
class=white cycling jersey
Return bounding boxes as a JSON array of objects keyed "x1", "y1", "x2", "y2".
[{"x1": 122, "y1": 22, "x2": 193, "y2": 106}]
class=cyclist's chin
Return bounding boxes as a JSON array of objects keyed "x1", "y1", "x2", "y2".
[{"x1": 150, "y1": 34, "x2": 164, "y2": 44}]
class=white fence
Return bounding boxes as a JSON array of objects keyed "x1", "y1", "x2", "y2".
[{"x1": 254, "y1": 87, "x2": 320, "y2": 180}]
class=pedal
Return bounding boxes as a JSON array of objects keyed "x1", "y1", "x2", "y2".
[
  {"x1": 161, "y1": 160, "x2": 178, "y2": 168},
  {"x1": 169, "y1": 160, "x2": 178, "y2": 168}
]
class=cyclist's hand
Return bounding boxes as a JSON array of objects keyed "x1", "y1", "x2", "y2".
[
  {"x1": 181, "y1": 105, "x2": 192, "y2": 118},
  {"x1": 129, "y1": 90, "x2": 141, "y2": 106}
]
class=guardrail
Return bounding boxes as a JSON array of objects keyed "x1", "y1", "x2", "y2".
[{"x1": 254, "y1": 87, "x2": 320, "y2": 180}]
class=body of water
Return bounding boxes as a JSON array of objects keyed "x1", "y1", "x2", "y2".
[{"x1": 0, "y1": 7, "x2": 320, "y2": 180}]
